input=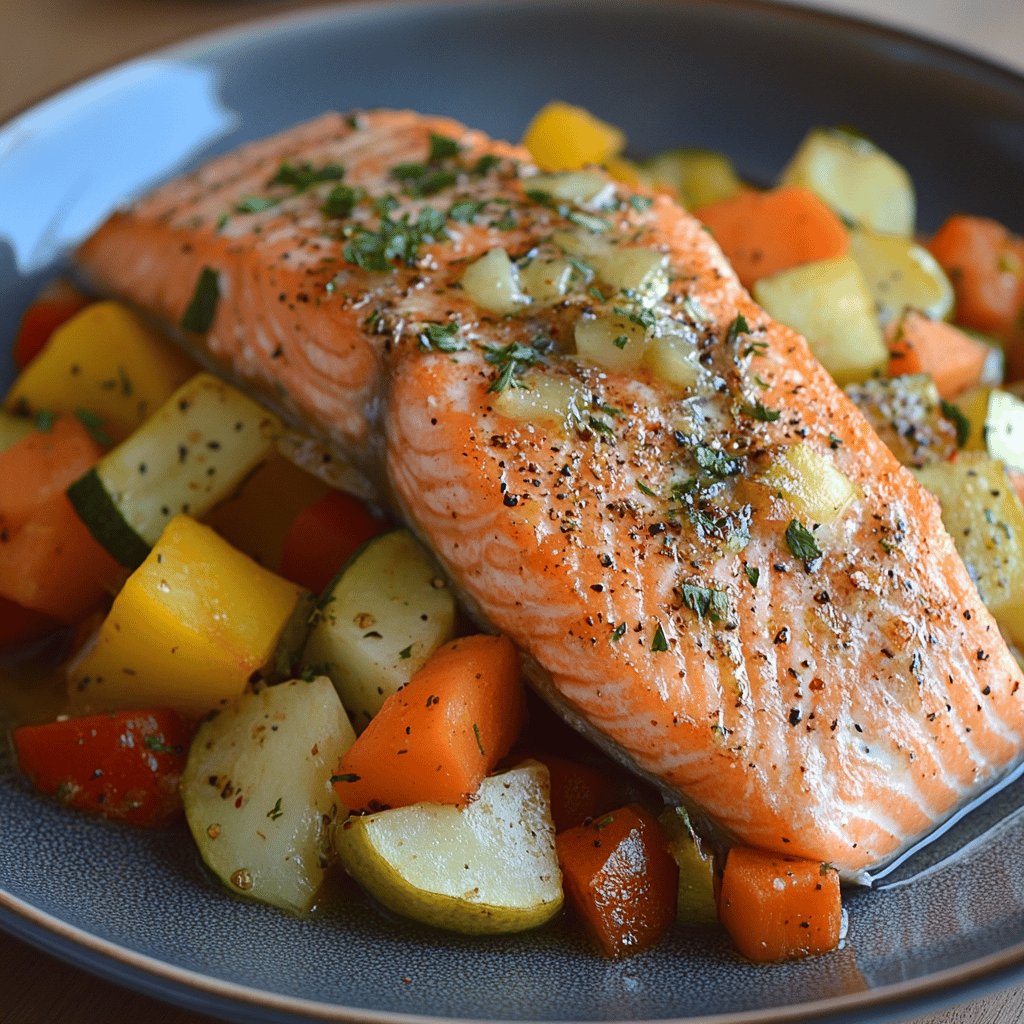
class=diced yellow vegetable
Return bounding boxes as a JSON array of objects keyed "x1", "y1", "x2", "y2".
[
  {"x1": 5, "y1": 302, "x2": 195, "y2": 441},
  {"x1": 493, "y1": 371, "x2": 586, "y2": 427},
  {"x1": 643, "y1": 331, "x2": 701, "y2": 390},
  {"x1": 523, "y1": 102, "x2": 625, "y2": 171},
  {"x1": 68, "y1": 515, "x2": 309, "y2": 715},
  {"x1": 518, "y1": 257, "x2": 575, "y2": 306},
  {"x1": 604, "y1": 156, "x2": 648, "y2": 188},
  {"x1": 753, "y1": 255, "x2": 887, "y2": 385},
  {"x1": 658, "y1": 807, "x2": 717, "y2": 925},
  {"x1": 761, "y1": 442, "x2": 859, "y2": 524},
  {"x1": 959, "y1": 387, "x2": 1024, "y2": 471},
  {"x1": 574, "y1": 314, "x2": 647, "y2": 371},
  {"x1": 780, "y1": 127, "x2": 915, "y2": 236},
  {"x1": 848, "y1": 227, "x2": 955, "y2": 325},
  {"x1": 525, "y1": 170, "x2": 614, "y2": 207},
  {"x1": 643, "y1": 148, "x2": 743, "y2": 209},
  {"x1": 596, "y1": 248, "x2": 669, "y2": 305},
  {"x1": 461, "y1": 248, "x2": 529, "y2": 315},
  {"x1": 915, "y1": 455, "x2": 1024, "y2": 645}
]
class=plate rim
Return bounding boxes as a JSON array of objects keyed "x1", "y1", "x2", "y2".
[{"x1": 3, "y1": 1, "x2": 1024, "y2": 1022}]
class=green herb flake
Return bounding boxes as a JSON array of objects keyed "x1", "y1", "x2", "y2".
[
  {"x1": 143, "y1": 735, "x2": 177, "y2": 754},
  {"x1": 419, "y1": 320, "x2": 466, "y2": 353},
  {"x1": 34, "y1": 409, "x2": 55, "y2": 432},
  {"x1": 637, "y1": 480, "x2": 658, "y2": 498},
  {"x1": 725, "y1": 313, "x2": 750, "y2": 345},
  {"x1": 587, "y1": 416, "x2": 614, "y2": 436},
  {"x1": 234, "y1": 195, "x2": 279, "y2": 214},
  {"x1": 785, "y1": 519, "x2": 822, "y2": 564},
  {"x1": 323, "y1": 184, "x2": 365, "y2": 219},
  {"x1": 613, "y1": 306, "x2": 656, "y2": 331},
  {"x1": 181, "y1": 266, "x2": 220, "y2": 333},
  {"x1": 566, "y1": 210, "x2": 610, "y2": 233},
  {"x1": 491, "y1": 209, "x2": 518, "y2": 231},
  {"x1": 610, "y1": 622, "x2": 627, "y2": 642},
  {"x1": 428, "y1": 133, "x2": 461, "y2": 161},
  {"x1": 588, "y1": 285, "x2": 608, "y2": 302},
  {"x1": 343, "y1": 208, "x2": 447, "y2": 272},
  {"x1": 740, "y1": 399, "x2": 780, "y2": 423},
  {"x1": 679, "y1": 583, "x2": 731, "y2": 623},
  {"x1": 682, "y1": 294, "x2": 712, "y2": 323},
  {"x1": 820, "y1": 862, "x2": 836, "y2": 876},
  {"x1": 744, "y1": 565, "x2": 760, "y2": 588},
  {"x1": 940, "y1": 399, "x2": 971, "y2": 448},
  {"x1": 743, "y1": 339, "x2": 770, "y2": 358},
  {"x1": 399, "y1": 644, "x2": 414, "y2": 660},
  {"x1": 594, "y1": 814, "x2": 616, "y2": 830},
  {"x1": 652, "y1": 622, "x2": 669, "y2": 652},
  {"x1": 473, "y1": 722, "x2": 485, "y2": 755},
  {"x1": 331, "y1": 773, "x2": 360, "y2": 784},
  {"x1": 74, "y1": 409, "x2": 112, "y2": 447},
  {"x1": 215, "y1": 212, "x2": 229, "y2": 232},
  {"x1": 448, "y1": 198, "x2": 486, "y2": 223},
  {"x1": 485, "y1": 340, "x2": 544, "y2": 393},
  {"x1": 473, "y1": 154, "x2": 501, "y2": 176},
  {"x1": 612, "y1": 334, "x2": 629, "y2": 350},
  {"x1": 694, "y1": 445, "x2": 743, "y2": 479},
  {"x1": 629, "y1": 195, "x2": 653, "y2": 213},
  {"x1": 267, "y1": 798, "x2": 284, "y2": 821},
  {"x1": 268, "y1": 161, "x2": 344, "y2": 192}
]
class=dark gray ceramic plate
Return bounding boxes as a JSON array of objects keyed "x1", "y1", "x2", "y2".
[{"x1": 2, "y1": 2, "x2": 1024, "y2": 1022}]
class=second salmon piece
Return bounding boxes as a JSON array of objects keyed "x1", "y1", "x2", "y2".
[{"x1": 78, "y1": 110, "x2": 1024, "y2": 874}]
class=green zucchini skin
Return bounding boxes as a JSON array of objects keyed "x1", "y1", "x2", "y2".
[{"x1": 67, "y1": 467, "x2": 150, "y2": 569}]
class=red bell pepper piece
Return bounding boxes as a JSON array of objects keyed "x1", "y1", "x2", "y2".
[
  {"x1": 13, "y1": 709, "x2": 192, "y2": 826},
  {"x1": 279, "y1": 490, "x2": 386, "y2": 594}
]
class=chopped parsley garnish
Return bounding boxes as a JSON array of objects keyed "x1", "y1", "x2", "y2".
[
  {"x1": 785, "y1": 519, "x2": 822, "y2": 564},
  {"x1": 610, "y1": 622, "x2": 627, "y2": 642},
  {"x1": 740, "y1": 399, "x2": 780, "y2": 423},
  {"x1": 637, "y1": 480, "x2": 658, "y2": 498},
  {"x1": 679, "y1": 583, "x2": 731, "y2": 623},
  {"x1": 323, "y1": 184, "x2": 365, "y2": 219},
  {"x1": 651, "y1": 622, "x2": 669, "y2": 652},
  {"x1": 268, "y1": 161, "x2": 344, "y2": 192},
  {"x1": 418, "y1": 320, "x2": 466, "y2": 352},
  {"x1": 429, "y1": 133, "x2": 461, "y2": 161},
  {"x1": 587, "y1": 416, "x2": 614, "y2": 436},
  {"x1": 74, "y1": 409, "x2": 111, "y2": 447},
  {"x1": 940, "y1": 399, "x2": 971, "y2": 448},
  {"x1": 375, "y1": 194, "x2": 400, "y2": 217},
  {"x1": 473, "y1": 722, "x2": 485, "y2": 755},
  {"x1": 613, "y1": 334, "x2": 629, "y2": 349},
  {"x1": 743, "y1": 339, "x2": 769, "y2": 358},
  {"x1": 34, "y1": 409, "x2": 55, "y2": 432},
  {"x1": 694, "y1": 445, "x2": 743, "y2": 479},
  {"x1": 725, "y1": 313, "x2": 749, "y2": 345},
  {"x1": 745, "y1": 565, "x2": 760, "y2": 587},
  {"x1": 566, "y1": 210, "x2": 610, "y2": 233},
  {"x1": 330, "y1": 773, "x2": 360, "y2": 784},
  {"x1": 143, "y1": 735, "x2": 178, "y2": 754},
  {"x1": 342, "y1": 207, "x2": 446, "y2": 271},
  {"x1": 613, "y1": 306, "x2": 656, "y2": 330},
  {"x1": 484, "y1": 340, "x2": 546, "y2": 393},
  {"x1": 448, "y1": 198, "x2": 486, "y2": 223},
  {"x1": 629, "y1": 195, "x2": 653, "y2": 213},
  {"x1": 181, "y1": 266, "x2": 220, "y2": 333},
  {"x1": 682, "y1": 294, "x2": 712, "y2": 323},
  {"x1": 588, "y1": 285, "x2": 608, "y2": 302},
  {"x1": 399, "y1": 644, "x2": 414, "y2": 660},
  {"x1": 267, "y1": 798, "x2": 284, "y2": 821},
  {"x1": 491, "y1": 209, "x2": 518, "y2": 231},
  {"x1": 234, "y1": 195, "x2": 279, "y2": 214},
  {"x1": 473, "y1": 154, "x2": 501, "y2": 176},
  {"x1": 525, "y1": 188, "x2": 553, "y2": 206},
  {"x1": 392, "y1": 163, "x2": 458, "y2": 198}
]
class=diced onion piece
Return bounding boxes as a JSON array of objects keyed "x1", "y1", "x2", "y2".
[
  {"x1": 848, "y1": 228, "x2": 954, "y2": 324},
  {"x1": 551, "y1": 229, "x2": 606, "y2": 259},
  {"x1": 762, "y1": 443, "x2": 859, "y2": 524},
  {"x1": 780, "y1": 127, "x2": 915, "y2": 236},
  {"x1": 596, "y1": 248, "x2": 669, "y2": 305},
  {"x1": 753, "y1": 255, "x2": 887, "y2": 386},
  {"x1": 493, "y1": 372, "x2": 585, "y2": 427},
  {"x1": 643, "y1": 330, "x2": 701, "y2": 389},
  {"x1": 574, "y1": 315, "x2": 647, "y2": 371},
  {"x1": 461, "y1": 248, "x2": 529, "y2": 315},
  {"x1": 526, "y1": 171, "x2": 615, "y2": 208},
  {"x1": 519, "y1": 257, "x2": 575, "y2": 305}
]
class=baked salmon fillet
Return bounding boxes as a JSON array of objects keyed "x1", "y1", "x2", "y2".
[{"x1": 77, "y1": 110, "x2": 1024, "y2": 875}]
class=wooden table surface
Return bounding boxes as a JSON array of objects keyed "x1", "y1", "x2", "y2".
[{"x1": 2, "y1": 1, "x2": 1024, "y2": 1022}]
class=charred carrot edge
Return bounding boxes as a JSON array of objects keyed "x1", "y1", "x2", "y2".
[{"x1": 694, "y1": 185, "x2": 849, "y2": 290}]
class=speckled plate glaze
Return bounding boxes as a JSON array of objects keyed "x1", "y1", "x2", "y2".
[{"x1": 2, "y1": 2, "x2": 1024, "y2": 1022}]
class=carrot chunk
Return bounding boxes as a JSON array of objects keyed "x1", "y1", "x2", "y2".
[
  {"x1": 694, "y1": 185, "x2": 849, "y2": 289},
  {"x1": 928, "y1": 215, "x2": 1024, "y2": 340},
  {"x1": 333, "y1": 634, "x2": 526, "y2": 811},
  {"x1": 532, "y1": 754, "x2": 636, "y2": 832},
  {"x1": 719, "y1": 847, "x2": 842, "y2": 962},
  {"x1": 279, "y1": 490, "x2": 387, "y2": 594},
  {"x1": 0, "y1": 417, "x2": 122, "y2": 622},
  {"x1": 13, "y1": 709, "x2": 191, "y2": 826},
  {"x1": 556, "y1": 804, "x2": 678, "y2": 958},
  {"x1": 887, "y1": 309, "x2": 997, "y2": 399}
]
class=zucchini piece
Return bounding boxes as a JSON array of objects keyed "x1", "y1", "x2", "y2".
[
  {"x1": 848, "y1": 227, "x2": 954, "y2": 325},
  {"x1": 845, "y1": 375, "x2": 958, "y2": 468},
  {"x1": 302, "y1": 529, "x2": 457, "y2": 731},
  {"x1": 335, "y1": 761, "x2": 563, "y2": 934},
  {"x1": 959, "y1": 387, "x2": 1024, "y2": 471},
  {"x1": 5, "y1": 301, "x2": 195, "y2": 441},
  {"x1": 915, "y1": 454, "x2": 1024, "y2": 645},
  {"x1": 753, "y1": 255, "x2": 887, "y2": 385},
  {"x1": 760, "y1": 443, "x2": 859, "y2": 524},
  {"x1": 67, "y1": 372, "x2": 280, "y2": 568},
  {"x1": 643, "y1": 148, "x2": 742, "y2": 209},
  {"x1": 658, "y1": 807, "x2": 718, "y2": 925},
  {"x1": 0, "y1": 411, "x2": 33, "y2": 453},
  {"x1": 68, "y1": 515, "x2": 310, "y2": 716},
  {"x1": 780, "y1": 127, "x2": 915, "y2": 236},
  {"x1": 182, "y1": 676, "x2": 356, "y2": 914}
]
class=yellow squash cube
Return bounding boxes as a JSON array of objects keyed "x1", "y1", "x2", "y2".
[
  {"x1": 69, "y1": 515, "x2": 308, "y2": 715},
  {"x1": 6, "y1": 301, "x2": 195, "y2": 441},
  {"x1": 523, "y1": 102, "x2": 625, "y2": 171}
]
